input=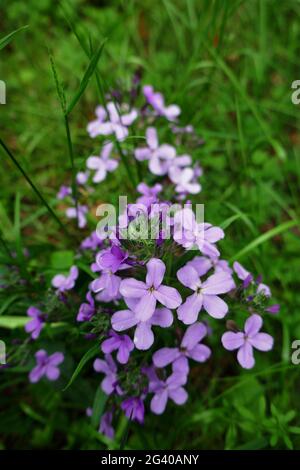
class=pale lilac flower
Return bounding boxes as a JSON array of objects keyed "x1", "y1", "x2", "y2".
[
  {"x1": 57, "y1": 185, "x2": 71, "y2": 200},
  {"x1": 29, "y1": 350, "x2": 64, "y2": 383},
  {"x1": 99, "y1": 411, "x2": 114, "y2": 439},
  {"x1": 173, "y1": 208, "x2": 224, "y2": 257},
  {"x1": 77, "y1": 291, "x2": 95, "y2": 322},
  {"x1": 66, "y1": 204, "x2": 88, "y2": 228},
  {"x1": 177, "y1": 265, "x2": 233, "y2": 323},
  {"x1": 153, "y1": 322, "x2": 211, "y2": 371},
  {"x1": 91, "y1": 270, "x2": 122, "y2": 303},
  {"x1": 121, "y1": 397, "x2": 145, "y2": 424},
  {"x1": 169, "y1": 166, "x2": 201, "y2": 195},
  {"x1": 93, "y1": 354, "x2": 122, "y2": 395},
  {"x1": 87, "y1": 102, "x2": 137, "y2": 141},
  {"x1": 112, "y1": 301, "x2": 173, "y2": 350},
  {"x1": 149, "y1": 372, "x2": 187, "y2": 415},
  {"x1": 136, "y1": 182, "x2": 162, "y2": 208},
  {"x1": 120, "y1": 258, "x2": 182, "y2": 322},
  {"x1": 222, "y1": 314, "x2": 273, "y2": 369},
  {"x1": 25, "y1": 307, "x2": 45, "y2": 340},
  {"x1": 76, "y1": 171, "x2": 89, "y2": 185},
  {"x1": 52, "y1": 266, "x2": 79, "y2": 292},
  {"x1": 80, "y1": 231, "x2": 102, "y2": 251},
  {"x1": 187, "y1": 255, "x2": 233, "y2": 277},
  {"x1": 143, "y1": 85, "x2": 180, "y2": 121},
  {"x1": 87, "y1": 142, "x2": 118, "y2": 183},
  {"x1": 101, "y1": 331, "x2": 134, "y2": 364},
  {"x1": 134, "y1": 127, "x2": 176, "y2": 176},
  {"x1": 233, "y1": 262, "x2": 271, "y2": 297}
]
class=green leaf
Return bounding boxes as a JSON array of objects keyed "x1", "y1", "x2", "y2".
[
  {"x1": 63, "y1": 343, "x2": 99, "y2": 391},
  {"x1": 51, "y1": 250, "x2": 74, "y2": 270},
  {"x1": 231, "y1": 219, "x2": 299, "y2": 261},
  {"x1": 0, "y1": 316, "x2": 28, "y2": 329},
  {"x1": 0, "y1": 25, "x2": 28, "y2": 51},
  {"x1": 91, "y1": 387, "x2": 107, "y2": 428},
  {"x1": 66, "y1": 39, "x2": 106, "y2": 115}
]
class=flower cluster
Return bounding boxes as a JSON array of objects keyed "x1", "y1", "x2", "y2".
[{"x1": 22, "y1": 80, "x2": 278, "y2": 440}]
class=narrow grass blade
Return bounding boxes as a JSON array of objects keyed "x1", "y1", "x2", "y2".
[
  {"x1": 66, "y1": 40, "x2": 106, "y2": 115},
  {"x1": 91, "y1": 388, "x2": 108, "y2": 428},
  {"x1": 230, "y1": 219, "x2": 298, "y2": 261},
  {"x1": 63, "y1": 343, "x2": 99, "y2": 391},
  {"x1": 0, "y1": 25, "x2": 28, "y2": 51},
  {"x1": 0, "y1": 137, "x2": 71, "y2": 238}
]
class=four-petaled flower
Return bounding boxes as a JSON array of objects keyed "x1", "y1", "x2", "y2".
[
  {"x1": 112, "y1": 301, "x2": 173, "y2": 350},
  {"x1": 87, "y1": 142, "x2": 118, "y2": 183},
  {"x1": 135, "y1": 127, "x2": 176, "y2": 176},
  {"x1": 120, "y1": 258, "x2": 182, "y2": 322},
  {"x1": 25, "y1": 306, "x2": 45, "y2": 339},
  {"x1": 143, "y1": 85, "x2": 180, "y2": 121},
  {"x1": 87, "y1": 102, "x2": 137, "y2": 141},
  {"x1": 177, "y1": 265, "x2": 233, "y2": 323},
  {"x1": 29, "y1": 350, "x2": 64, "y2": 383},
  {"x1": 149, "y1": 371, "x2": 188, "y2": 415},
  {"x1": 93, "y1": 354, "x2": 122, "y2": 395},
  {"x1": 101, "y1": 331, "x2": 134, "y2": 364},
  {"x1": 221, "y1": 314, "x2": 274, "y2": 369},
  {"x1": 153, "y1": 322, "x2": 211, "y2": 371},
  {"x1": 52, "y1": 265, "x2": 79, "y2": 292}
]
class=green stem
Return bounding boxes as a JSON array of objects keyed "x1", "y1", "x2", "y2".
[{"x1": 0, "y1": 137, "x2": 71, "y2": 238}]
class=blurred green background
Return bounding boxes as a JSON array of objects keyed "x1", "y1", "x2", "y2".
[{"x1": 1, "y1": 0, "x2": 300, "y2": 450}]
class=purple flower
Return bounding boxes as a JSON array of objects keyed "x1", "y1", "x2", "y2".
[
  {"x1": 51, "y1": 265, "x2": 79, "y2": 292},
  {"x1": 222, "y1": 314, "x2": 274, "y2": 369},
  {"x1": 153, "y1": 322, "x2": 211, "y2": 371},
  {"x1": 57, "y1": 185, "x2": 71, "y2": 200},
  {"x1": 112, "y1": 301, "x2": 173, "y2": 350},
  {"x1": 29, "y1": 350, "x2": 64, "y2": 383},
  {"x1": 134, "y1": 127, "x2": 176, "y2": 176},
  {"x1": 99, "y1": 411, "x2": 114, "y2": 439},
  {"x1": 87, "y1": 102, "x2": 137, "y2": 141},
  {"x1": 97, "y1": 245, "x2": 128, "y2": 273},
  {"x1": 101, "y1": 331, "x2": 134, "y2": 364},
  {"x1": 143, "y1": 85, "x2": 181, "y2": 121},
  {"x1": 121, "y1": 397, "x2": 145, "y2": 424},
  {"x1": 233, "y1": 262, "x2": 271, "y2": 297},
  {"x1": 136, "y1": 182, "x2": 162, "y2": 208},
  {"x1": 120, "y1": 258, "x2": 182, "y2": 322},
  {"x1": 87, "y1": 142, "x2": 118, "y2": 183},
  {"x1": 149, "y1": 371, "x2": 187, "y2": 415},
  {"x1": 76, "y1": 171, "x2": 89, "y2": 185},
  {"x1": 169, "y1": 166, "x2": 201, "y2": 195},
  {"x1": 187, "y1": 255, "x2": 233, "y2": 277},
  {"x1": 177, "y1": 265, "x2": 233, "y2": 323},
  {"x1": 93, "y1": 354, "x2": 122, "y2": 395},
  {"x1": 25, "y1": 306, "x2": 45, "y2": 339},
  {"x1": 173, "y1": 208, "x2": 224, "y2": 258},
  {"x1": 265, "y1": 304, "x2": 280, "y2": 314},
  {"x1": 80, "y1": 231, "x2": 102, "y2": 251},
  {"x1": 66, "y1": 204, "x2": 88, "y2": 228},
  {"x1": 77, "y1": 291, "x2": 95, "y2": 322}
]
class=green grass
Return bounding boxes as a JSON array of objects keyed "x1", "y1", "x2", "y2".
[{"x1": 1, "y1": 0, "x2": 300, "y2": 450}]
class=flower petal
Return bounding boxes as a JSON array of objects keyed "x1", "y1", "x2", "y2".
[
  {"x1": 151, "y1": 389, "x2": 168, "y2": 415},
  {"x1": 202, "y1": 294, "x2": 228, "y2": 318},
  {"x1": 187, "y1": 344, "x2": 211, "y2": 362},
  {"x1": 221, "y1": 332, "x2": 245, "y2": 351},
  {"x1": 181, "y1": 322, "x2": 207, "y2": 350},
  {"x1": 154, "y1": 285, "x2": 182, "y2": 309},
  {"x1": 177, "y1": 293, "x2": 203, "y2": 325},
  {"x1": 244, "y1": 314, "x2": 263, "y2": 337},
  {"x1": 134, "y1": 322, "x2": 154, "y2": 350},
  {"x1": 202, "y1": 272, "x2": 233, "y2": 295},
  {"x1": 134, "y1": 292, "x2": 157, "y2": 321},
  {"x1": 153, "y1": 348, "x2": 180, "y2": 368},
  {"x1": 119, "y1": 278, "x2": 147, "y2": 298},
  {"x1": 146, "y1": 258, "x2": 166, "y2": 289},
  {"x1": 237, "y1": 343, "x2": 255, "y2": 369},
  {"x1": 177, "y1": 265, "x2": 200, "y2": 291},
  {"x1": 151, "y1": 308, "x2": 173, "y2": 327},
  {"x1": 250, "y1": 333, "x2": 274, "y2": 351},
  {"x1": 111, "y1": 309, "x2": 138, "y2": 331}
]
